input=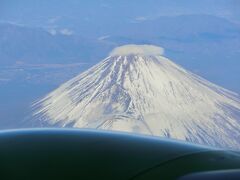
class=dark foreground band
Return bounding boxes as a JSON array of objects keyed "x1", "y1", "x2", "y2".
[{"x1": 0, "y1": 128, "x2": 239, "y2": 179}]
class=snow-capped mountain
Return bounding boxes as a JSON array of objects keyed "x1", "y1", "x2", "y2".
[{"x1": 33, "y1": 45, "x2": 240, "y2": 149}]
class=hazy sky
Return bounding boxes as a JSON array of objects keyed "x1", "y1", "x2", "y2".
[{"x1": 1, "y1": 0, "x2": 240, "y2": 25}]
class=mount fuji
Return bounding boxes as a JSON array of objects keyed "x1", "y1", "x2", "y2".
[{"x1": 32, "y1": 45, "x2": 240, "y2": 149}]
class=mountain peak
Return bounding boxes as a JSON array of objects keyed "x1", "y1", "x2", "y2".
[
  {"x1": 32, "y1": 44, "x2": 240, "y2": 150},
  {"x1": 109, "y1": 44, "x2": 164, "y2": 56}
]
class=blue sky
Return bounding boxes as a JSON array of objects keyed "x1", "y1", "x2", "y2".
[{"x1": 1, "y1": 0, "x2": 240, "y2": 24}]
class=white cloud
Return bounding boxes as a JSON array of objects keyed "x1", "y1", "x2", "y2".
[
  {"x1": 48, "y1": 29, "x2": 57, "y2": 36},
  {"x1": 47, "y1": 28, "x2": 74, "y2": 36},
  {"x1": 48, "y1": 16, "x2": 61, "y2": 24},
  {"x1": 98, "y1": 35, "x2": 110, "y2": 41},
  {"x1": 0, "y1": 20, "x2": 25, "y2": 27},
  {"x1": 135, "y1": 16, "x2": 148, "y2": 21},
  {"x1": 60, "y1": 28, "x2": 73, "y2": 36},
  {"x1": 109, "y1": 44, "x2": 164, "y2": 56}
]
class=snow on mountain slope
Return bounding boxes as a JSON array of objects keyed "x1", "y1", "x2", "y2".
[{"x1": 32, "y1": 45, "x2": 240, "y2": 149}]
